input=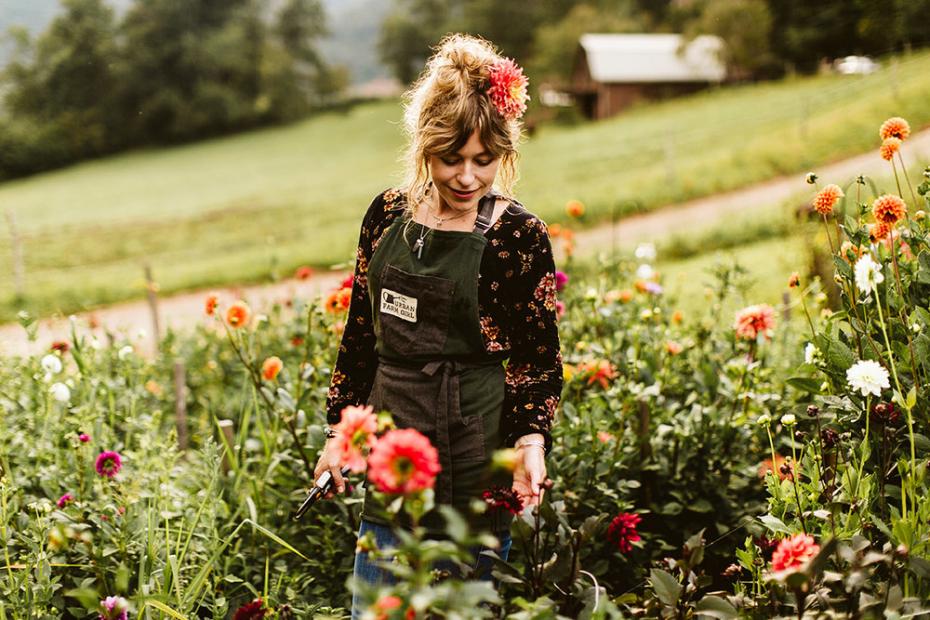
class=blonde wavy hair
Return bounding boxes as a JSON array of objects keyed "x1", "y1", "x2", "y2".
[{"x1": 399, "y1": 33, "x2": 524, "y2": 210}]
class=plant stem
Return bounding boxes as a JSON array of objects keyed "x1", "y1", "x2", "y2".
[
  {"x1": 789, "y1": 427, "x2": 807, "y2": 534},
  {"x1": 874, "y1": 297, "x2": 916, "y2": 519}
]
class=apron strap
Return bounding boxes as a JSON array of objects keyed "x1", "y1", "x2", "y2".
[{"x1": 472, "y1": 192, "x2": 497, "y2": 235}]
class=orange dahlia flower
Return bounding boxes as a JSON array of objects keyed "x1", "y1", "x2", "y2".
[
  {"x1": 839, "y1": 241, "x2": 863, "y2": 262},
  {"x1": 580, "y1": 360, "x2": 617, "y2": 389},
  {"x1": 812, "y1": 184, "x2": 844, "y2": 216},
  {"x1": 261, "y1": 356, "x2": 283, "y2": 381},
  {"x1": 880, "y1": 137, "x2": 901, "y2": 161},
  {"x1": 734, "y1": 304, "x2": 776, "y2": 341},
  {"x1": 671, "y1": 310, "x2": 683, "y2": 323},
  {"x1": 868, "y1": 220, "x2": 892, "y2": 244},
  {"x1": 226, "y1": 301, "x2": 252, "y2": 328},
  {"x1": 787, "y1": 272, "x2": 800, "y2": 288},
  {"x1": 548, "y1": 223, "x2": 563, "y2": 238},
  {"x1": 367, "y1": 428, "x2": 441, "y2": 495},
  {"x1": 872, "y1": 194, "x2": 907, "y2": 225},
  {"x1": 665, "y1": 340, "x2": 683, "y2": 355},
  {"x1": 205, "y1": 294, "x2": 218, "y2": 316},
  {"x1": 295, "y1": 265, "x2": 313, "y2": 280},
  {"x1": 325, "y1": 288, "x2": 352, "y2": 314},
  {"x1": 566, "y1": 200, "x2": 585, "y2": 218},
  {"x1": 758, "y1": 454, "x2": 793, "y2": 481},
  {"x1": 771, "y1": 533, "x2": 820, "y2": 573},
  {"x1": 879, "y1": 116, "x2": 910, "y2": 141}
]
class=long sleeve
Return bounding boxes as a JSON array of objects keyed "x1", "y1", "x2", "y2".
[
  {"x1": 498, "y1": 213, "x2": 563, "y2": 450},
  {"x1": 325, "y1": 191, "x2": 393, "y2": 425}
]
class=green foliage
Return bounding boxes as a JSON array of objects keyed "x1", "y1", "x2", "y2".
[{"x1": 0, "y1": 0, "x2": 336, "y2": 180}]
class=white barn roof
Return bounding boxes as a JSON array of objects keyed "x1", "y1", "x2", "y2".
[{"x1": 579, "y1": 33, "x2": 726, "y2": 83}]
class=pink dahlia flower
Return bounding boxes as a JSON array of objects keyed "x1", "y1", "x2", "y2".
[
  {"x1": 334, "y1": 404, "x2": 378, "y2": 473},
  {"x1": 771, "y1": 533, "x2": 820, "y2": 573},
  {"x1": 486, "y1": 58, "x2": 529, "y2": 121},
  {"x1": 607, "y1": 512, "x2": 641, "y2": 553},
  {"x1": 734, "y1": 304, "x2": 775, "y2": 341},
  {"x1": 367, "y1": 428, "x2": 440, "y2": 495}
]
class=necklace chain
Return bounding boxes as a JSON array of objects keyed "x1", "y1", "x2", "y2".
[{"x1": 428, "y1": 205, "x2": 477, "y2": 227}]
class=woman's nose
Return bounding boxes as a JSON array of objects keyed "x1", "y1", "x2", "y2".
[{"x1": 458, "y1": 162, "x2": 476, "y2": 186}]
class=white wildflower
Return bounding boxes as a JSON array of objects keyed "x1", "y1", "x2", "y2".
[
  {"x1": 118, "y1": 345, "x2": 133, "y2": 360},
  {"x1": 41, "y1": 354, "x2": 62, "y2": 375},
  {"x1": 780, "y1": 414, "x2": 797, "y2": 426},
  {"x1": 635, "y1": 264, "x2": 655, "y2": 280},
  {"x1": 854, "y1": 255, "x2": 884, "y2": 297},
  {"x1": 635, "y1": 243, "x2": 657, "y2": 262},
  {"x1": 846, "y1": 359, "x2": 890, "y2": 397},
  {"x1": 804, "y1": 343, "x2": 821, "y2": 365},
  {"x1": 49, "y1": 382, "x2": 71, "y2": 403}
]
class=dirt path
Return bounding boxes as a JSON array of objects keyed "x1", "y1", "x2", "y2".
[{"x1": 3, "y1": 130, "x2": 930, "y2": 358}]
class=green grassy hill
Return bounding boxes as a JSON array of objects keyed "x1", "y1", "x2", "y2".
[{"x1": 3, "y1": 49, "x2": 930, "y2": 322}]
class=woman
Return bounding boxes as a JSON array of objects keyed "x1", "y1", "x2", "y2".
[{"x1": 314, "y1": 33, "x2": 562, "y2": 607}]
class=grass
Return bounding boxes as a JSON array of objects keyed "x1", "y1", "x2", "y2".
[{"x1": 3, "y1": 49, "x2": 930, "y2": 322}]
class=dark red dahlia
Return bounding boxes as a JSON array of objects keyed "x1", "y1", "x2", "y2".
[
  {"x1": 607, "y1": 512, "x2": 641, "y2": 553},
  {"x1": 233, "y1": 599, "x2": 266, "y2": 620},
  {"x1": 482, "y1": 486, "x2": 524, "y2": 515}
]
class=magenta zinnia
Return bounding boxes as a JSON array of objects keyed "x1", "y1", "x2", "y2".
[
  {"x1": 367, "y1": 428, "x2": 441, "y2": 495},
  {"x1": 607, "y1": 512, "x2": 641, "y2": 553},
  {"x1": 98, "y1": 596, "x2": 129, "y2": 620},
  {"x1": 486, "y1": 58, "x2": 529, "y2": 121},
  {"x1": 57, "y1": 493, "x2": 74, "y2": 508},
  {"x1": 334, "y1": 404, "x2": 378, "y2": 473},
  {"x1": 95, "y1": 451, "x2": 123, "y2": 478}
]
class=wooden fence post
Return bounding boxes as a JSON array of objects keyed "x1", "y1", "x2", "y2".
[
  {"x1": 4, "y1": 210, "x2": 25, "y2": 299},
  {"x1": 173, "y1": 360, "x2": 188, "y2": 451},
  {"x1": 217, "y1": 419, "x2": 235, "y2": 473},
  {"x1": 143, "y1": 263, "x2": 160, "y2": 351}
]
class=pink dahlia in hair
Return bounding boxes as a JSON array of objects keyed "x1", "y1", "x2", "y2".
[
  {"x1": 486, "y1": 58, "x2": 529, "y2": 121},
  {"x1": 607, "y1": 512, "x2": 641, "y2": 553},
  {"x1": 95, "y1": 451, "x2": 123, "y2": 478},
  {"x1": 334, "y1": 404, "x2": 378, "y2": 473},
  {"x1": 771, "y1": 533, "x2": 820, "y2": 573},
  {"x1": 734, "y1": 304, "x2": 776, "y2": 341},
  {"x1": 232, "y1": 599, "x2": 266, "y2": 620},
  {"x1": 367, "y1": 428, "x2": 441, "y2": 495},
  {"x1": 98, "y1": 596, "x2": 129, "y2": 620}
]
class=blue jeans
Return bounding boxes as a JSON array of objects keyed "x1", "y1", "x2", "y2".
[{"x1": 350, "y1": 519, "x2": 512, "y2": 619}]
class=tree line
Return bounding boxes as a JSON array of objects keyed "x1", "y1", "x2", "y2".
[
  {"x1": 379, "y1": 0, "x2": 930, "y2": 98},
  {"x1": 0, "y1": 0, "x2": 339, "y2": 180}
]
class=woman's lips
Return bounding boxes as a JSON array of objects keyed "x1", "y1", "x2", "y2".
[{"x1": 451, "y1": 188, "x2": 477, "y2": 200}]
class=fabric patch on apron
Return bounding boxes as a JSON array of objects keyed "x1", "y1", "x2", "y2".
[{"x1": 379, "y1": 288, "x2": 417, "y2": 322}]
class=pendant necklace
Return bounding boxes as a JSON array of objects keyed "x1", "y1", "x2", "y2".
[{"x1": 411, "y1": 203, "x2": 477, "y2": 259}]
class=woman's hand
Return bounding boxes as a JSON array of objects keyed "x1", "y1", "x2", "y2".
[
  {"x1": 313, "y1": 437, "x2": 347, "y2": 499},
  {"x1": 512, "y1": 433, "x2": 547, "y2": 507}
]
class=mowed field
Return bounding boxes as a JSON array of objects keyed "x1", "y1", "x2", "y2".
[{"x1": 3, "y1": 50, "x2": 930, "y2": 322}]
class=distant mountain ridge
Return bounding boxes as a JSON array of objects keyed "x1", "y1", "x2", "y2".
[{"x1": 0, "y1": 0, "x2": 390, "y2": 86}]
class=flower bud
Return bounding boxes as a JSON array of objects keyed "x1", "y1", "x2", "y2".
[
  {"x1": 806, "y1": 172, "x2": 818, "y2": 184},
  {"x1": 916, "y1": 210, "x2": 926, "y2": 221},
  {"x1": 806, "y1": 404, "x2": 820, "y2": 416}
]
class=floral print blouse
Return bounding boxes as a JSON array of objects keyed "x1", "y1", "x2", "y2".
[{"x1": 326, "y1": 188, "x2": 563, "y2": 448}]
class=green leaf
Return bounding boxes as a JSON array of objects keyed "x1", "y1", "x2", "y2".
[
  {"x1": 759, "y1": 514, "x2": 791, "y2": 535},
  {"x1": 917, "y1": 251, "x2": 930, "y2": 284},
  {"x1": 649, "y1": 569, "x2": 681, "y2": 607},
  {"x1": 144, "y1": 600, "x2": 188, "y2": 619},
  {"x1": 695, "y1": 595, "x2": 738, "y2": 619},
  {"x1": 786, "y1": 376, "x2": 823, "y2": 394},
  {"x1": 815, "y1": 333, "x2": 856, "y2": 374},
  {"x1": 906, "y1": 386, "x2": 916, "y2": 410}
]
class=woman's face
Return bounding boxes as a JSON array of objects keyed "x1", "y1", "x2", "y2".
[{"x1": 427, "y1": 128, "x2": 501, "y2": 212}]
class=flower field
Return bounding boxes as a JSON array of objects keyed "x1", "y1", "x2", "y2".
[{"x1": 2, "y1": 119, "x2": 930, "y2": 619}]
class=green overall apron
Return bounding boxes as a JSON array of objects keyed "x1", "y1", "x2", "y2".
[{"x1": 363, "y1": 192, "x2": 513, "y2": 535}]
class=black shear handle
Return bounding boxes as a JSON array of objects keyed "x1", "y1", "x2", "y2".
[{"x1": 294, "y1": 466, "x2": 352, "y2": 520}]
